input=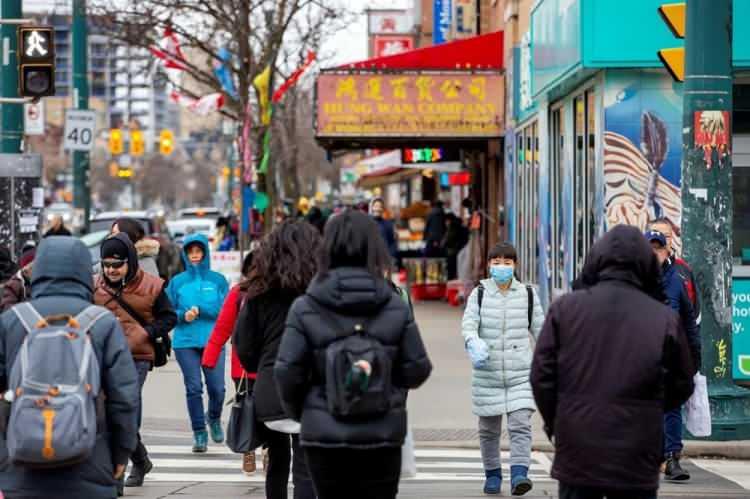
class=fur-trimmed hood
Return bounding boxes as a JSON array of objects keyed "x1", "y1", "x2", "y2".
[{"x1": 135, "y1": 238, "x2": 160, "y2": 258}]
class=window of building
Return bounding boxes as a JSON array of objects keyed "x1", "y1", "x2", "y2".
[
  {"x1": 550, "y1": 107, "x2": 565, "y2": 290},
  {"x1": 515, "y1": 121, "x2": 539, "y2": 283},
  {"x1": 572, "y1": 87, "x2": 598, "y2": 278}
]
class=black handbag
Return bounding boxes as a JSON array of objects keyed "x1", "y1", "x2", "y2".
[
  {"x1": 226, "y1": 375, "x2": 266, "y2": 453},
  {"x1": 109, "y1": 292, "x2": 172, "y2": 368}
]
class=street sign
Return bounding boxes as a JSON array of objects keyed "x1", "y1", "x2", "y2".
[
  {"x1": 657, "y1": 3, "x2": 686, "y2": 82},
  {"x1": 24, "y1": 101, "x2": 44, "y2": 135},
  {"x1": 63, "y1": 109, "x2": 96, "y2": 151}
]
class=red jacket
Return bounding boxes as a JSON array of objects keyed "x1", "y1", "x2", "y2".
[{"x1": 202, "y1": 285, "x2": 256, "y2": 380}]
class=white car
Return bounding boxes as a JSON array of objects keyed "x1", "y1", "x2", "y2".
[{"x1": 166, "y1": 218, "x2": 217, "y2": 246}]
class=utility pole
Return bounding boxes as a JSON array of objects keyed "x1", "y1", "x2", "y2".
[
  {"x1": 1, "y1": 0, "x2": 23, "y2": 153},
  {"x1": 682, "y1": 0, "x2": 750, "y2": 440},
  {"x1": 72, "y1": 0, "x2": 90, "y2": 231}
]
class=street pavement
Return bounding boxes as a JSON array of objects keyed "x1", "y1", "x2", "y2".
[{"x1": 134, "y1": 302, "x2": 750, "y2": 498}]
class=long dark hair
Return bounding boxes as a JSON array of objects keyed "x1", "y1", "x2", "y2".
[
  {"x1": 242, "y1": 220, "x2": 322, "y2": 299},
  {"x1": 318, "y1": 209, "x2": 391, "y2": 278},
  {"x1": 113, "y1": 218, "x2": 145, "y2": 244}
]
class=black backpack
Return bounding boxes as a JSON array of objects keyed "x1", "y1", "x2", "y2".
[{"x1": 309, "y1": 299, "x2": 393, "y2": 419}]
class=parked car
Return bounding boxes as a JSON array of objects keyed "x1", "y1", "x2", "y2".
[
  {"x1": 177, "y1": 207, "x2": 221, "y2": 220},
  {"x1": 80, "y1": 230, "x2": 110, "y2": 273},
  {"x1": 89, "y1": 210, "x2": 164, "y2": 234},
  {"x1": 166, "y1": 218, "x2": 217, "y2": 246}
]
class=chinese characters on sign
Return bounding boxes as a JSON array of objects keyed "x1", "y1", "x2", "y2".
[
  {"x1": 373, "y1": 36, "x2": 414, "y2": 57},
  {"x1": 316, "y1": 73, "x2": 504, "y2": 138}
]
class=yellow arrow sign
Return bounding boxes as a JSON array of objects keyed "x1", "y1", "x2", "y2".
[
  {"x1": 658, "y1": 47, "x2": 685, "y2": 82},
  {"x1": 658, "y1": 3, "x2": 686, "y2": 38}
]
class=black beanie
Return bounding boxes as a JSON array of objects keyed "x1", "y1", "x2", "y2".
[{"x1": 100, "y1": 237, "x2": 130, "y2": 261}]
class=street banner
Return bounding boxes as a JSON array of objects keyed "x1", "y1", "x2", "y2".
[
  {"x1": 315, "y1": 72, "x2": 504, "y2": 139},
  {"x1": 733, "y1": 277, "x2": 750, "y2": 386}
]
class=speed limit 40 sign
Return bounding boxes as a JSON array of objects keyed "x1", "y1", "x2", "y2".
[{"x1": 64, "y1": 109, "x2": 97, "y2": 152}]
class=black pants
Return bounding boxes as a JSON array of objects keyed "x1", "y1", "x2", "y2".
[
  {"x1": 559, "y1": 483, "x2": 658, "y2": 499},
  {"x1": 265, "y1": 430, "x2": 314, "y2": 499},
  {"x1": 304, "y1": 446, "x2": 401, "y2": 499}
]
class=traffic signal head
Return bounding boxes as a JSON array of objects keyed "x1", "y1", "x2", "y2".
[
  {"x1": 109, "y1": 129, "x2": 124, "y2": 155},
  {"x1": 17, "y1": 26, "x2": 55, "y2": 98},
  {"x1": 130, "y1": 130, "x2": 145, "y2": 157},
  {"x1": 159, "y1": 130, "x2": 174, "y2": 155}
]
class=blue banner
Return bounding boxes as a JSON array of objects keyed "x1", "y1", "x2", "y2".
[
  {"x1": 433, "y1": 0, "x2": 452, "y2": 45},
  {"x1": 733, "y1": 278, "x2": 750, "y2": 384}
]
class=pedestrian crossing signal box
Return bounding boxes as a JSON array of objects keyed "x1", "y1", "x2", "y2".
[{"x1": 17, "y1": 26, "x2": 55, "y2": 98}]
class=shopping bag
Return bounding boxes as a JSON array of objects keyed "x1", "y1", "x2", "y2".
[
  {"x1": 401, "y1": 427, "x2": 417, "y2": 478},
  {"x1": 685, "y1": 373, "x2": 712, "y2": 437},
  {"x1": 226, "y1": 376, "x2": 267, "y2": 453}
]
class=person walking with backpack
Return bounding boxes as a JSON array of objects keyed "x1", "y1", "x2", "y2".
[
  {"x1": 0, "y1": 236, "x2": 139, "y2": 499},
  {"x1": 94, "y1": 233, "x2": 178, "y2": 488},
  {"x1": 201, "y1": 251, "x2": 259, "y2": 474},
  {"x1": 274, "y1": 210, "x2": 433, "y2": 499},
  {"x1": 233, "y1": 221, "x2": 322, "y2": 499},
  {"x1": 167, "y1": 233, "x2": 229, "y2": 453},
  {"x1": 461, "y1": 242, "x2": 545, "y2": 496}
]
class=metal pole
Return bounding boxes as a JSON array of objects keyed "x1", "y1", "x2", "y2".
[
  {"x1": 682, "y1": 0, "x2": 750, "y2": 440},
  {"x1": 72, "y1": 0, "x2": 90, "y2": 231},
  {"x1": 1, "y1": 0, "x2": 23, "y2": 153}
]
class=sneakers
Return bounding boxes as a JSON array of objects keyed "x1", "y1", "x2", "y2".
[
  {"x1": 242, "y1": 452, "x2": 256, "y2": 475},
  {"x1": 664, "y1": 452, "x2": 690, "y2": 481},
  {"x1": 209, "y1": 419, "x2": 225, "y2": 444},
  {"x1": 483, "y1": 468, "x2": 502, "y2": 495},
  {"x1": 125, "y1": 456, "x2": 153, "y2": 487},
  {"x1": 192, "y1": 430, "x2": 208, "y2": 453},
  {"x1": 510, "y1": 465, "x2": 533, "y2": 496}
]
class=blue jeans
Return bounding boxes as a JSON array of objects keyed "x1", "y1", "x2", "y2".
[
  {"x1": 175, "y1": 347, "x2": 226, "y2": 432},
  {"x1": 664, "y1": 407, "x2": 683, "y2": 455}
]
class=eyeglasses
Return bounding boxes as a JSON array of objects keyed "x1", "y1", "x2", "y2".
[{"x1": 102, "y1": 259, "x2": 127, "y2": 269}]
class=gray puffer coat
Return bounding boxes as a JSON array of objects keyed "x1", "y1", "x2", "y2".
[{"x1": 461, "y1": 278, "x2": 544, "y2": 416}]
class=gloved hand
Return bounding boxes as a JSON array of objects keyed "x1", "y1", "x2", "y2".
[{"x1": 466, "y1": 337, "x2": 490, "y2": 369}]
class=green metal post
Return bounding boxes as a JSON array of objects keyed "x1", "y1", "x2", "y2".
[
  {"x1": 682, "y1": 0, "x2": 750, "y2": 440},
  {"x1": 72, "y1": 0, "x2": 90, "y2": 231},
  {"x1": 0, "y1": 0, "x2": 23, "y2": 153}
]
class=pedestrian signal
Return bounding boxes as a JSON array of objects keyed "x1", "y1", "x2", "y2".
[
  {"x1": 130, "y1": 130, "x2": 145, "y2": 157},
  {"x1": 159, "y1": 130, "x2": 174, "y2": 156},
  {"x1": 658, "y1": 3, "x2": 685, "y2": 82},
  {"x1": 17, "y1": 26, "x2": 55, "y2": 98},
  {"x1": 109, "y1": 129, "x2": 124, "y2": 155}
]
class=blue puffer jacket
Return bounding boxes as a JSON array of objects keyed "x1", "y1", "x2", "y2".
[
  {"x1": 167, "y1": 233, "x2": 229, "y2": 349},
  {"x1": 662, "y1": 258, "x2": 702, "y2": 372}
]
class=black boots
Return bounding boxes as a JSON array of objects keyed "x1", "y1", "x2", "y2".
[
  {"x1": 125, "y1": 455, "x2": 153, "y2": 487},
  {"x1": 664, "y1": 452, "x2": 690, "y2": 481}
]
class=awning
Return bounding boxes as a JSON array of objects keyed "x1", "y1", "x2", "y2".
[
  {"x1": 358, "y1": 167, "x2": 420, "y2": 189},
  {"x1": 338, "y1": 31, "x2": 503, "y2": 71}
]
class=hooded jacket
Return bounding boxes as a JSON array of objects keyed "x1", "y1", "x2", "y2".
[
  {"x1": 166, "y1": 233, "x2": 228, "y2": 349},
  {"x1": 0, "y1": 246, "x2": 18, "y2": 283},
  {"x1": 0, "y1": 236, "x2": 139, "y2": 499},
  {"x1": 662, "y1": 257, "x2": 701, "y2": 372},
  {"x1": 94, "y1": 234, "x2": 177, "y2": 363},
  {"x1": 0, "y1": 270, "x2": 31, "y2": 312},
  {"x1": 135, "y1": 238, "x2": 161, "y2": 277},
  {"x1": 274, "y1": 267, "x2": 432, "y2": 448},
  {"x1": 531, "y1": 225, "x2": 695, "y2": 492}
]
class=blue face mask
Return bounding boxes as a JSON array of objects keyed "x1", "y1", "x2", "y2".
[{"x1": 490, "y1": 264, "x2": 514, "y2": 283}]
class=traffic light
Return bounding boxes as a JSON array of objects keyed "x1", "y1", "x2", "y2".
[
  {"x1": 117, "y1": 167, "x2": 133, "y2": 179},
  {"x1": 109, "y1": 129, "x2": 124, "y2": 155},
  {"x1": 658, "y1": 3, "x2": 686, "y2": 82},
  {"x1": 130, "y1": 130, "x2": 145, "y2": 157},
  {"x1": 17, "y1": 26, "x2": 55, "y2": 98},
  {"x1": 159, "y1": 129, "x2": 174, "y2": 156}
]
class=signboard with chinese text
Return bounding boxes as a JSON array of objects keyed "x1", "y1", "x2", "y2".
[
  {"x1": 316, "y1": 72, "x2": 504, "y2": 139},
  {"x1": 433, "y1": 0, "x2": 452, "y2": 44},
  {"x1": 368, "y1": 10, "x2": 413, "y2": 34},
  {"x1": 453, "y1": 0, "x2": 477, "y2": 39},
  {"x1": 373, "y1": 36, "x2": 414, "y2": 57}
]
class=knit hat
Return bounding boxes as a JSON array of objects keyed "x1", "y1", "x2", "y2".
[
  {"x1": 100, "y1": 236, "x2": 130, "y2": 261},
  {"x1": 19, "y1": 247, "x2": 35, "y2": 268}
]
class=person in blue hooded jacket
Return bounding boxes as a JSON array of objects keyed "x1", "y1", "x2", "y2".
[{"x1": 166, "y1": 233, "x2": 229, "y2": 453}]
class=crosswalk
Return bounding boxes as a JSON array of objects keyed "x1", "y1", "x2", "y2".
[{"x1": 137, "y1": 445, "x2": 554, "y2": 484}]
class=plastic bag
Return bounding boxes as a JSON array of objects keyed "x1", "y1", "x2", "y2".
[
  {"x1": 685, "y1": 373, "x2": 712, "y2": 437},
  {"x1": 401, "y1": 427, "x2": 417, "y2": 478}
]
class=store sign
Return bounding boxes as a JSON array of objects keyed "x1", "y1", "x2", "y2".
[
  {"x1": 374, "y1": 35, "x2": 414, "y2": 57},
  {"x1": 733, "y1": 278, "x2": 750, "y2": 385},
  {"x1": 316, "y1": 72, "x2": 504, "y2": 139},
  {"x1": 433, "y1": 0, "x2": 452, "y2": 44},
  {"x1": 519, "y1": 31, "x2": 533, "y2": 113},
  {"x1": 453, "y1": 0, "x2": 477, "y2": 39},
  {"x1": 403, "y1": 148, "x2": 444, "y2": 163},
  {"x1": 369, "y1": 10, "x2": 412, "y2": 34}
]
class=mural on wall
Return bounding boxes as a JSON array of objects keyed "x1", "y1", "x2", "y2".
[{"x1": 603, "y1": 71, "x2": 684, "y2": 253}]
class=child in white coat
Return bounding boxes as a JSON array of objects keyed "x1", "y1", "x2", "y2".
[{"x1": 461, "y1": 242, "x2": 545, "y2": 496}]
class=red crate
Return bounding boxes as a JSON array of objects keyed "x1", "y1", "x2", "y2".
[{"x1": 411, "y1": 284, "x2": 447, "y2": 301}]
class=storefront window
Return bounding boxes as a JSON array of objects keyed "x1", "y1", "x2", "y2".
[
  {"x1": 515, "y1": 121, "x2": 539, "y2": 283},
  {"x1": 572, "y1": 87, "x2": 598, "y2": 278},
  {"x1": 550, "y1": 107, "x2": 565, "y2": 290},
  {"x1": 587, "y1": 90, "x2": 597, "y2": 250}
]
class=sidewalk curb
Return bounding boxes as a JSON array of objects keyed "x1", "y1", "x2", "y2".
[{"x1": 415, "y1": 439, "x2": 750, "y2": 459}]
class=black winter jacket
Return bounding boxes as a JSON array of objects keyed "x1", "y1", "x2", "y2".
[
  {"x1": 0, "y1": 236, "x2": 139, "y2": 499},
  {"x1": 531, "y1": 225, "x2": 695, "y2": 492},
  {"x1": 274, "y1": 267, "x2": 432, "y2": 449},
  {"x1": 234, "y1": 288, "x2": 301, "y2": 422}
]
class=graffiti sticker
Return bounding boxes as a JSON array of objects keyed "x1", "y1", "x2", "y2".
[{"x1": 694, "y1": 110, "x2": 730, "y2": 170}]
